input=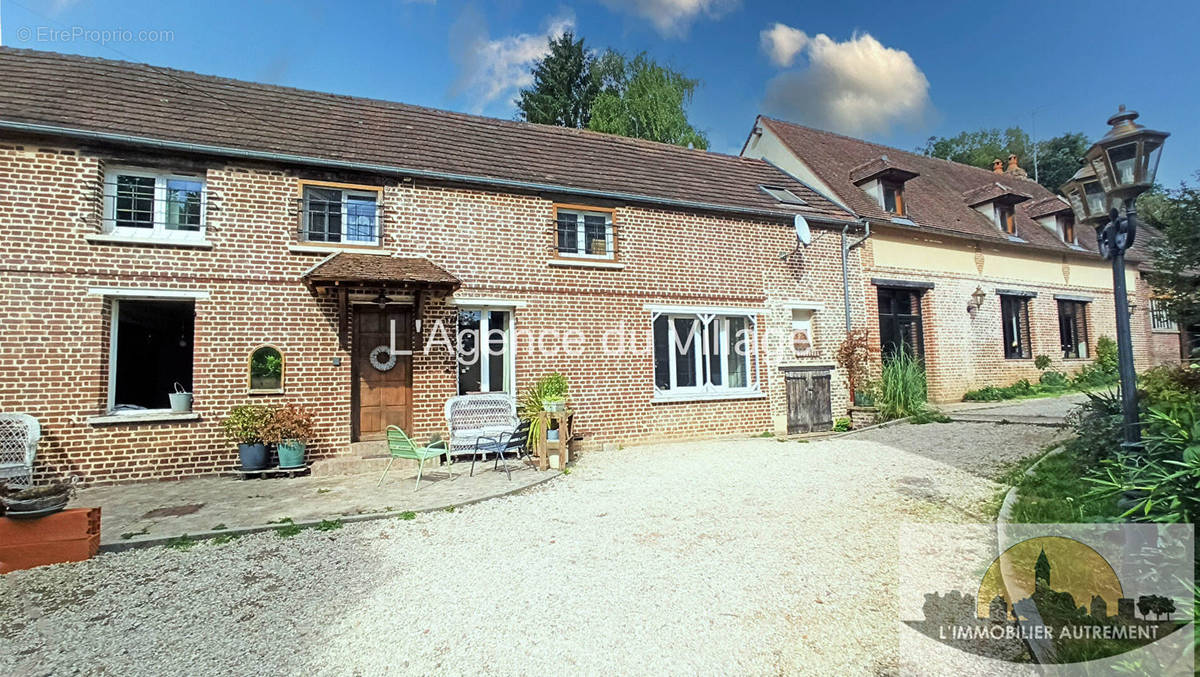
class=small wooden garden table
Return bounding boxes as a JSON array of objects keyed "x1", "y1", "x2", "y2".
[{"x1": 534, "y1": 410, "x2": 573, "y2": 471}]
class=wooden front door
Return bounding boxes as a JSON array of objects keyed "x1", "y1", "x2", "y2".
[
  {"x1": 783, "y1": 368, "x2": 833, "y2": 435},
  {"x1": 353, "y1": 306, "x2": 413, "y2": 441}
]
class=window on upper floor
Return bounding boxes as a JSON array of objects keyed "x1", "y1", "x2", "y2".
[
  {"x1": 103, "y1": 167, "x2": 206, "y2": 240},
  {"x1": 998, "y1": 204, "x2": 1017, "y2": 235},
  {"x1": 300, "y1": 183, "x2": 381, "y2": 245},
  {"x1": 555, "y1": 206, "x2": 615, "y2": 259},
  {"x1": 882, "y1": 180, "x2": 905, "y2": 215},
  {"x1": 1059, "y1": 213, "x2": 1076, "y2": 245},
  {"x1": 1001, "y1": 294, "x2": 1032, "y2": 359}
]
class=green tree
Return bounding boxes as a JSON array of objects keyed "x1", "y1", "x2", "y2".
[
  {"x1": 920, "y1": 127, "x2": 1031, "y2": 173},
  {"x1": 586, "y1": 51, "x2": 708, "y2": 149},
  {"x1": 920, "y1": 127, "x2": 1090, "y2": 194},
  {"x1": 515, "y1": 32, "x2": 597, "y2": 129},
  {"x1": 1143, "y1": 175, "x2": 1200, "y2": 332}
]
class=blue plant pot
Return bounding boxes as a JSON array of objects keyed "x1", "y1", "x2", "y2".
[
  {"x1": 238, "y1": 442, "x2": 269, "y2": 470},
  {"x1": 277, "y1": 440, "x2": 307, "y2": 469}
]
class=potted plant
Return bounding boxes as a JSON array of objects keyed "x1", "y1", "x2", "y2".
[
  {"x1": 519, "y1": 372, "x2": 569, "y2": 446},
  {"x1": 835, "y1": 329, "x2": 872, "y2": 408},
  {"x1": 262, "y1": 404, "x2": 315, "y2": 469},
  {"x1": 220, "y1": 404, "x2": 272, "y2": 470}
]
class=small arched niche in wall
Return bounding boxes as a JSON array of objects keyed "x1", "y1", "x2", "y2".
[{"x1": 248, "y1": 345, "x2": 284, "y2": 394}]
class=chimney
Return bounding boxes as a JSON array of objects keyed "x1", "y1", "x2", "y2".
[
  {"x1": 992, "y1": 158, "x2": 1003, "y2": 174},
  {"x1": 1006, "y1": 154, "x2": 1028, "y2": 179}
]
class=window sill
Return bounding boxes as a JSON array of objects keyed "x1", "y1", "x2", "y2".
[
  {"x1": 1151, "y1": 329, "x2": 1181, "y2": 335},
  {"x1": 85, "y1": 234, "x2": 213, "y2": 249},
  {"x1": 248, "y1": 389, "x2": 285, "y2": 396},
  {"x1": 547, "y1": 259, "x2": 625, "y2": 270},
  {"x1": 651, "y1": 390, "x2": 766, "y2": 404},
  {"x1": 289, "y1": 244, "x2": 388, "y2": 255},
  {"x1": 87, "y1": 411, "x2": 201, "y2": 426}
]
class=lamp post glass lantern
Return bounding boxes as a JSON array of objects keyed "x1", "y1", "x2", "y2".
[{"x1": 1060, "y1": 106, "x2": 1168, "y2": 450}]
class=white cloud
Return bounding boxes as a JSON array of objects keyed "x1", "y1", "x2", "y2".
[
  {"x1": 761, "y1": 28, "x2": 932, "y2": 137},
  {"x1": 759, "y1": 22, "x2": 808, "y2": 67},
  {"x1": 449, "y1": 10, "x2": 575, "y2": 114},
  {"x1": 599, "y1": 0, "x2": 739, "y2": 38}
]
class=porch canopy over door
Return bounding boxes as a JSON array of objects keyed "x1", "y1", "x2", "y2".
[
  {"x1": 302, "y1": 252, "x2": 461, "y2": 351},
  {"x1": 304, "y1": 252, "x2": 461, "y2": 440}
]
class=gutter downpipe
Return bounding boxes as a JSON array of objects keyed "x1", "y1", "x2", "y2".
[{"x1": 841, "y1": 218, "x2": 871, "y2": 331}]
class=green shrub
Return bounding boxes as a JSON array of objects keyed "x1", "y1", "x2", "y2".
[
  {"x1": 1039, "y1": 370, "x2": 1070, "y2": 389},
  {"x1": 1034, "y1": 354, "x2": 1052, "y2": 371},
  {"x1": 833, "y1": 417, "x2": 851, "y2": 432},
  {"x1": 219, "y1": 404, "x2": 272, "y2": 445},
  {"x1": 909, "y1": 409, "x2": 951, "y2": 425},
  {"x1": 876, "y1": 347, "x2": 928, "y2": 421},
  {"x1": 963, "y1": 385, "x2": 1005, "y2": 402},
  {"x1": 1064, "y1": 390, "x2": 1123, "y2": 464},
  {"x1": 1139, "y1": 364, "x2": 1200, "y2": 409}
]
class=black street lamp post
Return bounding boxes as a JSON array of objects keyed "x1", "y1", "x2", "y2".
[{"x1": 1060, "y1": 106, "x2": 1168, "y2": 451}]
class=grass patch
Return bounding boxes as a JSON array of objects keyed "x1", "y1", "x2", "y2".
[
  {"x1": 752, "y1": 431, "x2": 774, "y2": 438},
  {"x1": 274, "y1": 517, "x2": 303, "y2": 537},
  {"x1": 908, "y1": 409, "x2": 952, "y2": 425},
  {"x1": 1008, "y1": 448, "x2": 1124, "y2": 523},
  {"x1": 443, "y1": 506, "x2": 456, "y2": 513},
  {"x1": 317, "y1": 488, "x2": 331, "y2": 494},
  {"x1": 120, "y1": 527, "x2": 150, "y2": 540},
  {"x1": 398, "y1": 511, "x2": 417, "y2": 521},
  {"x1": 210, "y1": 533, "x2": 239, "y2": 545},
  {"x1": 211, "y1": 523, "x2": 227, "y2": 531},
  {"x1": 314, "y1": 519, "x2": 342, "y2": 532},
  {"x1": 164, "y1": 534, "x2": 198, "y2": 551}
]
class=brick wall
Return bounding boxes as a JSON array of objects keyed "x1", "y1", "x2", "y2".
[
  {"x1": 0, "y1": 139, "x2": 862, "y2": 484},
  {"x1": 859, "y1": 230, "x2": 1162, "y2": 402}
]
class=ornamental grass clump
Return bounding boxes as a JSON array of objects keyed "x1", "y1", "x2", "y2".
[{"x1": 876, "y1": 346, "x2": 929, "y2": 421}]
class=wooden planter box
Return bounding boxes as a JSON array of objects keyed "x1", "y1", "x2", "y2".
[{"x1": 0, "y1": 508, "x2": 101, "y2": 573}]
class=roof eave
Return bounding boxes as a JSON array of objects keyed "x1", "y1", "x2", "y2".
[{"x1": 0, "y1": 119, "x2": 852, "y2": 226}]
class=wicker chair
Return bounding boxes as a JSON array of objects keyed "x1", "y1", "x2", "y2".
[
  {"x1": 0, "y1": 414, "x2": 40, "y2": 488},
  {"x1": 444, "y1": 393, "x2": 518, "y2": 474}
]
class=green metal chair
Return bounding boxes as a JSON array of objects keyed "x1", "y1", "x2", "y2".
[{"x1": 379, "y1": 426, "x2": 448, "y2": 489}]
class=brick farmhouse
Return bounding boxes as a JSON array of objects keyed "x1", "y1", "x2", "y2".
[
  {"x1": 743, "y1": 117, "x2": 1186, "y2": 403},
  {"x1": 0, "y1": 49, "x2": 868, "y2": 484},
  {"x1": 0, "y1": 49, "x2": 1183, "y2": 485}
]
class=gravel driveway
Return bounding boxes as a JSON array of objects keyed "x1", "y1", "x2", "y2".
[{"x1": 1, "y1": 434, "x2": 1019, "y2": 676}]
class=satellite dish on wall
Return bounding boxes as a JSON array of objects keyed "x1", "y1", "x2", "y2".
[{"x1": 793, "y1": 214, "x2": 812, "y2": 246}]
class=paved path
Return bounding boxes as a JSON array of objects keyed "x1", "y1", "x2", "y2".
[
  {"x1": 69, "y1": 459, "x2": 555, "y2": 548},
  {"x1": 2, "y1": 425, "x2": 1049, "y2": 676}
]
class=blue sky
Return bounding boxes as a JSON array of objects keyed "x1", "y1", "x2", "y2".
[{"x1": 3, "y1": 0, "x2": 1197, "y2": 186}]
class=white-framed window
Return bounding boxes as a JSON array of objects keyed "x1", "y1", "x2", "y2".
[
  {"x1": 108, "y1": 298, "x2": 195, "y2": 414},
  {"x1": 301, "y1": 185, "x2": 380, "y2": 245},
  {"x1": 102, "y1": 167, "x2": 206, "y2": 239},
  {"x1": 457, "y1": 308, "x2": 514, "y2": 395},
  {"x1": 1150, "y1": 298, "x2": 1179, "y2": 332},
  {"x1": 555, "y1": 207, "x2": 614, "y2": 259},
  {"x1": 652, "y1": 311, "x2": 759, "y2": 398}
]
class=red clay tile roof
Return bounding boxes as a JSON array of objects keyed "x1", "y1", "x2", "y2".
[
  {"x1": 1026, "y1": 195, "x2": 1073, "y2": 219},
  {"x1": 757, "y1": 117, "x2": 1156, "y2": 262},
  {"x1": 961, "y1": 182, "x2": 1032, "y2": 207},
  {"x1": 304, "y1": 253, "x2": 460, "y2": 287},
  {"x1": 0, "y1": 48, "x2": 852, "y2": 223},
  {"x1": 848, "y1": 156, "x2": 919, "y2": 184}
]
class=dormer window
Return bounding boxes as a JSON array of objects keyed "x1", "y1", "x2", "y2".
[
  {"x1": 1059, "y1": 213, "x2": 1076, "y2": 245},
  {"x1": 849, "y1": 155, "x2": 918, "y2": 217},
  {"x1": 998, "y1": 204, "x2": 1016, "y2": 235},
  {"x1": 882, "y1": 180, "x2": 905, "y2": 215}
]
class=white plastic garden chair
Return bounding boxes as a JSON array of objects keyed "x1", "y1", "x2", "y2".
[{"x1": 0, "y1": 413, "x2": 40, "y2": 488}]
